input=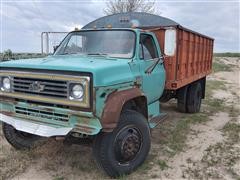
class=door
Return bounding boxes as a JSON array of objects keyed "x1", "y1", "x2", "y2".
[{"x1": 138, "y1": 33, "x2": 166, "y2": 103}]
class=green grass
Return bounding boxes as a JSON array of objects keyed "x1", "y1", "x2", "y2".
[
  {"x1": 158, "y1": 113, "x2": 209, "y2": 157},
  {"x1": 0, "y1": 148, "x2": 32, "y2": 180},
  {"x1": 204, "y1": 79, "x2": 239, "y2": 115},
  {"x1": 184, "y1": 119, "x2": 240, "y2": 179},
  {"x1": 212, "y1": 60, "x2": 234, "y2": 72},
  {"x1": 222, "y1": 122, "x2": 240, "y2": 143},
  {"x1": 53, "y1": 177, "x2": 65, "y2": 180},
  {"x1": 159, "y1": 78, "x2": 233, "y2": 158},
  {"x1": 204, "y1": 80, "x2": 225, "y2": 113},
  {"x1": 214, "y1": 52, "x2": 240, "y2": 57},
  {"x1": 157, "y1": 159, "x2": 169, "y2": 170},
  {"x1": 206, "y1": 80, "x2": 227, "y2": 91},
  {"x1": 201, "y1": 140, "x2": 240, "y2": 179},
  {"x1": 0, "y1": 53, "x2": 46, "y2": 62},
  {"x1": 137, "y1": 153, "x2": 157, "y2": 174},
  {"x1": 169, "y1": 114, "x2": 209, "y2": 153},
  {"x1": 203, "y1": 98, "x2": 226, "y2": 113}
]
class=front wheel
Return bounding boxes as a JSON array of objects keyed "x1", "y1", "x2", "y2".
[
  {"x1": 93, "y1": 110, "x2": 151, "y2": 178},
  {"x1": 2, "y1": 123, "x2": 45, "y2": 150}
]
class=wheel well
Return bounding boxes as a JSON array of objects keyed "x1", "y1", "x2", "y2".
[{"x1": 122, "y1": 96, "x2": 148, "y2": 119}]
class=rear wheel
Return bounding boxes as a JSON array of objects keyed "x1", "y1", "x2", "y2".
[
  {"x1": 186, "y1": 82, "x2": 202, "y2": 113},
  {"x1": 2, "y1": 123, "x2": 44, "y2": 150},
  {"x1": 93, "y1": 110, "x2": 151, "y2": 178},
  {"x1": 177, "y1": 85, "x2": 189, "y2": 113}
]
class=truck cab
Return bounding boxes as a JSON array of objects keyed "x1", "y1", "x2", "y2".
[
  {"x1": 0, "y1": 12, "x2": 213, "y2": 178},
  {"x1": 0, "y1": 28, "x2": 166, "y2": 177}
]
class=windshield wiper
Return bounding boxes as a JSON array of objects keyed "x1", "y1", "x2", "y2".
[
  {"x1": 87, "y1": 53, "x2": 108, "y2": 57},
  {"x1": 59, "y1": 52, "x2": 75, "y2": 55}
]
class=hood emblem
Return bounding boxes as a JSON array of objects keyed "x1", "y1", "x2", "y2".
[{"x1": 29, "y1": 81, "x2": 45, "y2": 92}]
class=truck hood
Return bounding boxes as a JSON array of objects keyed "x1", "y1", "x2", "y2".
[{"x1": 0, "y1": 55, "x2": 135, "y2": 86}]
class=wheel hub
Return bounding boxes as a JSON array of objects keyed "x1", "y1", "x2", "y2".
[{"x1": 114, "y1": 127, "x2": 142, "y2": 163}]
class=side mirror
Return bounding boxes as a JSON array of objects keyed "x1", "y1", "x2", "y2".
[
  {"x1": 53, "y1": 45, "x2": 59, "y2": 53},
  {"x1": 164, "y1": 29, "x2": 176, "y2": 56}
]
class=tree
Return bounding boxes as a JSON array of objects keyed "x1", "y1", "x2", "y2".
[
  {"x1": 3, "y1": 49, "x2": 13, "y2": 61},
  {"x1": 104, "y1": 0, "x2": 156, "y2": 15}
]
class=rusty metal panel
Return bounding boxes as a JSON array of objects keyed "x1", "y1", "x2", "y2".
[
  {"x1": 150, "y1": 28, "x2": 178, "y2": 85},
  {"x1": 101, "y1": 88, "x2": 145, "y2": 132},
  {"x1": 150, "y1": 26, "x2": 214, "y2": 90}
]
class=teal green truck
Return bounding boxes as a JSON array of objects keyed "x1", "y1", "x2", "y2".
[{"x1": 0, "y1": 13, "x2": 213, "y2": 177}]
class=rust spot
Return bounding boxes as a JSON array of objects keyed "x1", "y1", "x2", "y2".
[
  {"x1": 101, "y1": 88, "x2": 144, "y2": 132},
  {"x1": 0, "y1": 111, "x2": 15, "y2": 116},
  {"x1": 74, "y1": 125, "x2": 95, "y2": 134},
  {"x1": 41, "y1": 107, "x2": 54, "y2": 112},
  {"x1": 0, "y1": 97, "x2": 17, "y2": 104}
]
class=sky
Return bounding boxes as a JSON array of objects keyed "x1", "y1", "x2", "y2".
[{"x1": 0, "y1": 0, "x2": 239, "y2": 53}]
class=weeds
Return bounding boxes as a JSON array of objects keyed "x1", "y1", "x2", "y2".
[
  {"x1": 214, "y1": 52, "x2": 240, "y2": 57},
  {"x1": 222, "y1": 122, "x2": 240, "y2": 143},
  {"x1": 213, "y1": 60, "x2": 235, "y2": 72},
  {"x1": 137, "y1": 153, "x2": 157, "y2": 174},
  {"x1": 157, "y1": 113, "x2": 209, "y2": 157},
  {"x1": 53, "y1": 176, "x2": 65, "y2": 180},
  {"x1": 157, "y1": 159, "x2": 169, "y2": 170},
  {"x1": 0, "y1": 148, "x2": 32, "y2": 180}
]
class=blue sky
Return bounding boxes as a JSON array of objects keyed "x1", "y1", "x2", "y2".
[{"x1": 0, "y1": 0, "x2": 239, "y2": 53}]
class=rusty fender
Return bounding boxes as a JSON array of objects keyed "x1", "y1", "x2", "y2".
[{"x1": 101, "y1": 88, "x2": 145, "y2": 132}]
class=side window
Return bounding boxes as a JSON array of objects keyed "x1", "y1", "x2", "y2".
[{"x1": 139, "y1": 34, "x2": 158, "y2": 60}]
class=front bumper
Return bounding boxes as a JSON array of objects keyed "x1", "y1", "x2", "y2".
[
  {"x1": 0, "y1": 100, "x2": 102, "y2": 137},
  {"x1": 0, "y1": 114, "x2": 73, "y2": 137}
]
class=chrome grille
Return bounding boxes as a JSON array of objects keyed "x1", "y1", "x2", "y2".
[
  {"x1": 15, "y1": 106, "x2": 69, "y2": 122},
  {"x1": 13, "y1": 77, "x2": 68, "y2": 98}
]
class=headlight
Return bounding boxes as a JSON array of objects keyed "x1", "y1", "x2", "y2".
[
  {"x1": 70, "y1": 84, "x2": 84, "y2": 100},
  {"x1": 1, "y1": 77, "x2": 11, "y2": 91}
]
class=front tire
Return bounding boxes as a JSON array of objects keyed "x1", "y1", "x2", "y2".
[
  {"x1": 93, "y1": 110, "x2": 151, "y2": 178},
  {"x1": 2, "y1": 123, "x2": 44, "y2": 150}
]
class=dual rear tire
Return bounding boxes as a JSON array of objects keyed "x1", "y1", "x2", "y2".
[{"x1": 177, "y1": 81, "x2": 202, "y2": 113}]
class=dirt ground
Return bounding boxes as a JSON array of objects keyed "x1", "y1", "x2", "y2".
[{"x1": 0, "y1": 57, "x2": 239, "y2": 180}]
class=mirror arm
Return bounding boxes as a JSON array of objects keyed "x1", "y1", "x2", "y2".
[{"x1": 145, "y1": 56, "x2": 164, "y2": 74}]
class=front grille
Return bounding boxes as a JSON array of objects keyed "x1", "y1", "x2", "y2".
[
  {"x1": 13, "y1": 77, "x2": 68, "y2": 98},
  {"x1": 15, "y1": 106, "x2": 69, "y2": 122}
]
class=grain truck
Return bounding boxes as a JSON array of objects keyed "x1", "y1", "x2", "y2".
[{"x1": 0, "y1": 12, "x2": 214, "y2": 177}]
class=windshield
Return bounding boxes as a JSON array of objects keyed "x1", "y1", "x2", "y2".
[{"x1": 54, "y1": 30, "x2": 136, "y2": 58}]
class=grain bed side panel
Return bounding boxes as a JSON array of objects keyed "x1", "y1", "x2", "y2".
[
  {"x1": 148, "y1": 26, "x2": 213, "y2": 90},
  {"x1": 168, "y1": 27, "x2": 213, "y2": 90},
  {"x1": 152, "y1": 29, "x2": 177, "y2": 83}
]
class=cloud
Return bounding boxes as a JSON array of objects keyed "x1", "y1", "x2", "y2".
[
  {"x1": 157, "y1": 1, "x2": 239, "y2": 52},
  {"x1": 1, "y1": 1, "x2": 239, "y2": 52}
]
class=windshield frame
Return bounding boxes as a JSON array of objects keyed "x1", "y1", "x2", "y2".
[{"x1": 53, "y1": 29, "x2": 137, "y2": 59}]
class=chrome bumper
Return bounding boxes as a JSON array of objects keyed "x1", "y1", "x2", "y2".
[{"x1": 0, "y1": 113, "x2": 72, "y2": 137}]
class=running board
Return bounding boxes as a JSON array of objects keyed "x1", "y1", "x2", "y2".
[{"x1": 149, "y1": 113, "x2": 168, "y2": 128}]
